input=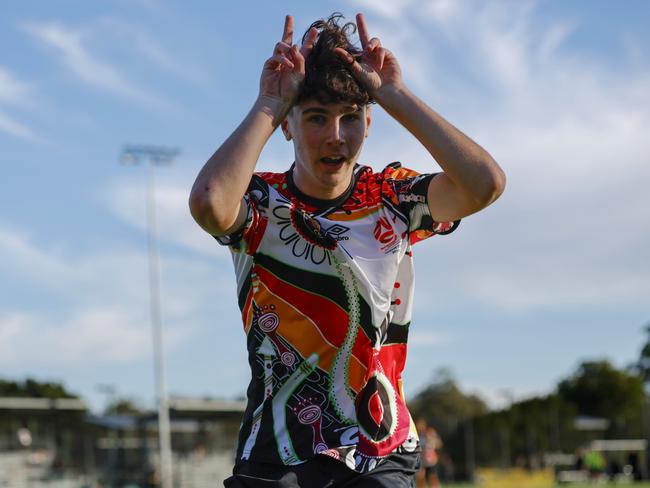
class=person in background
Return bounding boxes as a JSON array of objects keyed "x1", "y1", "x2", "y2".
[{"x1": 416, "y1": 419, "x2": 443, "y2": 487}]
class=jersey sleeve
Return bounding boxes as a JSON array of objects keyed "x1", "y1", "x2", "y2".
[
  {"x1": 213, "y1": 174, "x2": 268, "y2": 254},
  {"x1": 386, "y1": 164, "x2": 460, "y2": 245}
]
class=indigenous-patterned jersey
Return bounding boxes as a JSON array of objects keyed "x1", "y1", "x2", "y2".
[{"x1": 216, "y1": 162, "x2": 459, "y2": 473}]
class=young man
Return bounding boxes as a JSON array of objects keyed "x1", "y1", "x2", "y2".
[{"x1": 190, "y1": 13, "x2": 505, "y2": 487}]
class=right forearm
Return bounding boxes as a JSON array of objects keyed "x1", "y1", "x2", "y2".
[
  {"x1": 190, "y1": 14, "x2": 312, "y2": 234},
  {"x1": 190, "y1": 96, "x2": 288, "y2": 231}
]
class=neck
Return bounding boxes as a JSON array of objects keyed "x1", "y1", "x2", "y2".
[
  {"x1": 289, "y1": 164, "x2": 356, "y2": 208},
  {"x1": 292, "y1": 164, "x2": 354, "y2": 201}
]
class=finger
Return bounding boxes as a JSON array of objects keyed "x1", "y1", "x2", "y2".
[
  {"x1": 282, "y1": 15, "x2": 294, "y2": 45},
  {"x1": 265, "y1": 54, "x2": 295, "y2": 70},
  {"x1": 333, "y1": 47, "x2": 355, "y2": 64},
  {"x1": 356, "y1": 13, "x2": 370, "y2": 50},
  {"x1": 291, "y1": 44, "x2": 305, "y2": 73},
  {"x1": 376, "y1": 47, "x2": 386, "y2": 71},
  {"x1": 274, "y1": 41, "x2": 291, "y2": 55},
  {"x1": 367, "y1": 37, "x2": 381, "y2": 52},
  {"x1": 333, "y1": 48, "x2": 363, "y2": 77},
  {"x1": 300, "y1": 26, "x2": 318, "y2": 58}
]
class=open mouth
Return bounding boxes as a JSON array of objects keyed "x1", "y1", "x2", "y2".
[{"x1": 320, "y1": 156, "x2": 346, "y2": 165}]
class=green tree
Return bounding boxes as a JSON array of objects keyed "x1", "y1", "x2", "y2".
[
  {"x1": 409, "y1": 368, "x2": 487, "y2": 435},
  {"x1": 472, "y1": 394, "x2": 577, "y2": 468},
  {"x1": 637, "y1": 323, "x2": 650, "y2": 383},
  {"x1": 104, "y1": 397, "x2": 144, "y2": 416},
  {"x1": 558, "y1": 360, "x2": 644, "y2": 437},
  {"x1": 0, "y1": 378, "x2": 78, "y2": 398},
  {"x1": 409, "y1": 368, "x2": 488, "y2": 479}
]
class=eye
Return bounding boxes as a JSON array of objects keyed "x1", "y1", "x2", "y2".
[
  {"x1": 307, "y1": 114, "x2": 326, "y2": 124},
  {"x1": 342, "y1": 113, "x2": 361, "y2": 122}
]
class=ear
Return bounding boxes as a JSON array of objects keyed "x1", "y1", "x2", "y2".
[
  {"x1": 281, "y1": 118, "x2": 292, "y2": 141},
  {"x1": 364, "y1": 105, "x2": 372, "y2": 138}
]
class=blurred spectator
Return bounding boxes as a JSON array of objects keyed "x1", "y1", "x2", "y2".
[
  {"x1": 585, "y1": 449, "x2": 606, "y2": 481},
  {"x1": 416, "y1": 419, "x2": 443, "y2": 487},
  {"x1": 574, "y1": 447, "x2": 585, "y2": 471}
]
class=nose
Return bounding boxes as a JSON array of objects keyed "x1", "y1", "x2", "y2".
[{"x1": 325, "y1": 120, "x2": 344, "y2": 145}]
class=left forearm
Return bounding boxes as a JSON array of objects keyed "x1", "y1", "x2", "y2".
[{"x1": 376, "y1": 84, "x2": 505, "y2": 204}]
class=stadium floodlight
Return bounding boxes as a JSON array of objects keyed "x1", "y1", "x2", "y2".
[
  {"x1": 120, "y1": 145, "x2": 179, "y2": 166},
  {"x1": 119, "y1": 145, "x2": 179, "y2": 488}
]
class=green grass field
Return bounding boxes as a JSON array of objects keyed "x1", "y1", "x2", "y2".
[{"x1": 448, "y1": 484, "x2": 650, "y2": 488}]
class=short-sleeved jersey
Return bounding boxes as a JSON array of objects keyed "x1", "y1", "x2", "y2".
[{"x1": 216, "y1": 162, "x2": 459, "y2": 473}]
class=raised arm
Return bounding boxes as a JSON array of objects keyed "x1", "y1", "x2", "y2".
[
  {"x1": 189, "y1": 16, "x2": 317, "y2": 235},
  {"x1": 336, "y1": 14, "x2": 506, "y2": 222}
]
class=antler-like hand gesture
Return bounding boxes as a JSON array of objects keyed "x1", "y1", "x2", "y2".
[
  {"x1": 334, "y1": 14, "x2": 403, "y2": 103},
  {"x1": 259, "y1": 15, "x2": 317, "y2": 113}
]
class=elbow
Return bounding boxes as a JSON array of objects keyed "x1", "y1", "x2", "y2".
[
  {"x1": 487, "y1": 165, "x2": 506, "y2": 202},
  {"x1": 188, "y1": 186, "x2": 239, "y2": 234},
  {"x1": 188, "y1": 188, "x2": 210, "y2": 228},
  {"x1": 188, "y1": 189, "x2": 205, "y2": 222},
  {"x1": 474, "y1": 160, "x2": 506, "y2": 208}
]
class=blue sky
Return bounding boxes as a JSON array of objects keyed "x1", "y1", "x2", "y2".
[{"x1": 1, "y1": 0, "x2": 649, "y2": 412}]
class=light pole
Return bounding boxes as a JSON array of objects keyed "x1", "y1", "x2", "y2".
[{"x1": 120, "y1": 144, "x2": 179, "y2": 488}]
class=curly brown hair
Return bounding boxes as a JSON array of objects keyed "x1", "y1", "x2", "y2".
[{"x1": 297, "y1": 13, "x2": 374, "y2": 106}]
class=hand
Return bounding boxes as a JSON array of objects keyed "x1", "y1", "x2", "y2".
[
  {"x1": 334, "y1": 13, "x2": 403, "y2": 103},
  {"x1": 259, "y1": 15, "x2": 317, "y2": 113}
]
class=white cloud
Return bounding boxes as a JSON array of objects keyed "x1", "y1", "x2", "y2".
[
  {"x1": 350, "y1": 0, "x2": 415, "y2": 19},
  {"x1": 0, "y1": 215, "x2": 244, "y2": 410},
  {"x1": 0, "y1": 226, "x2": 146, "y2": 303},
  {"x1": 538, "y1": 22, "x2": 575, "y2": 63},
  {"x1": 22, "y1": 21, "x2": 167, "y2": 107},
  {"x1": 0, "y1": 67, "x2": 41, "y2": 142},
  {"x1": 0, "y1": 308, "x2": 194, "y2": 366},
  {"x1": 136, "y1": 35, "x2": 177, "y2": 70},
  {"x1": 454, "y1": 261, "x2": 650, "y2": 312},
  {"x1": 408, "y1": 329, "x2": 451, "y2": 348},
  {"x1": 0, "y1": 110, "x2": 40, "y2": 142},
  {"x1": 0, "y1": 67, "x2": 34, "y2": 106},
  {"x1": 349, "y1": 0, "x2": 650, "y2": 313},
  {"x1": 0, "y1": 226, "x2": 73, "y2": 285},
  {"x1": 0, "y1": 314, "x2": 24, "y2": 355},
  {"x1": 106, "y1": 180, "x2": 224, "y2": 258},
  {"x1": 425, "y1": 0, "x2": 462, "y2": 24},
  {"x1": 97, "y1": 16, "x2": 178, "y2": 72},
  {"x1": 0, "y1": 222, "x2": 227, "y2": 368},
  {"x1": 0, "y1": 310, "x2": 145, "y2": 364}
]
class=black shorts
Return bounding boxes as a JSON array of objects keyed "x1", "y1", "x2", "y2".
[{"x1": 224, "y1": 451, "x2": 420, "y2": 488}]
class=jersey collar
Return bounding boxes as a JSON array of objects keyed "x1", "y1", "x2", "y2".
[{"x1": 285, "y1": 163, "x2": 361, "y2": 211}]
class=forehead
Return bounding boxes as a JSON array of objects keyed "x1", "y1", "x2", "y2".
[{"x1": 292, "y1": 100, "x2": 364, "y2": 116}]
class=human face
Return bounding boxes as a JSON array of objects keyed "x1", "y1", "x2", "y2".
[{"x1": 283, "y1": 100, "x2": 371, "y2": 200}]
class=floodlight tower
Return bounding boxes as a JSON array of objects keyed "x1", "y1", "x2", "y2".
[{"x1": 120, "y1": 145, "x2": 179, "y2": 488}]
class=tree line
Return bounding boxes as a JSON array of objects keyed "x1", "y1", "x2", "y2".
[{"x1": 408, "y1": 323, "x2": 650, "y2": 478}]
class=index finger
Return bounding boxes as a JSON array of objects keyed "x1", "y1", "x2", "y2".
[
  {"x1": 300, "y1": 26, "x2": 318, "y2": 58},
  {"x1": 282, "y1": 15, "x2": 294, "y2": 45},
  {"x1": 356, "y1": 13, "x2": 370, "y2": 50}
]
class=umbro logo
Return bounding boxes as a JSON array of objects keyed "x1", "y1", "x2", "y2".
[{"x1": 324, "y1": 223, "x2": 350, "y2": 241}]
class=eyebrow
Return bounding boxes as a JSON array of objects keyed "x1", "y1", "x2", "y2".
[
  {"x1": 301, "y1": 106, "x2": 361, "y2": 116},
  {"x1": 302, "y1": 107, "x2": 329, "y2": 115}
]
